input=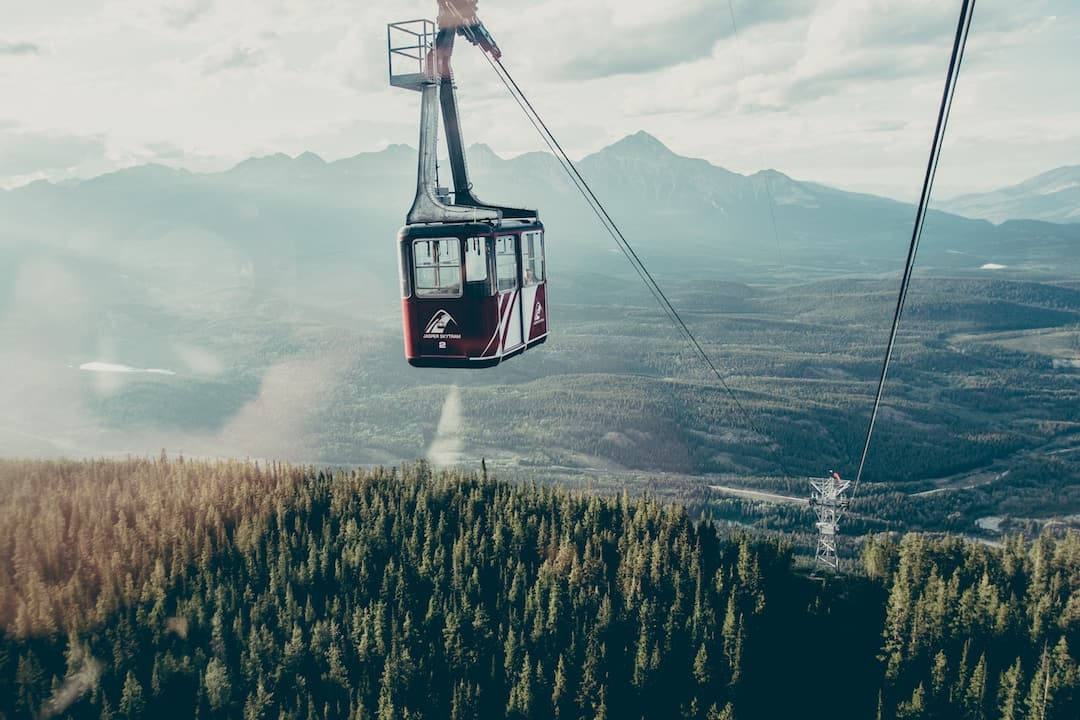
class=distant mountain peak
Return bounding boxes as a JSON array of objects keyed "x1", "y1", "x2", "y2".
[
  {"x1": 229, "y1": 153, "x2": 292, "y2": 173},
  {"x1": 295, "y1": 150, "x2": 325, "y2": 165},
  {"x1": 89, "y1": 162, "x2": 190, "y2": 186},
  {"x1": 467, "y1": 142, "x2": 501, "y2": 162},
  {"x1": 602, "y1": 131, "x2": 675, "y2": 157},
  {"x1": 356, "y1": 144, "x2": 415, "y2": 159}
]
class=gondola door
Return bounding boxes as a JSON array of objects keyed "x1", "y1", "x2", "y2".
[
  {"x1": 494, "y1": 234, "x2": 523, "y2": 355},
  {"x1": 520, "y1": 229, "x2": 546, "y2": 344}
]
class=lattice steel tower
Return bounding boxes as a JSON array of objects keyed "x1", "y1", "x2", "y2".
[{"x1": 809, "y1": 472, "x2": 851, "y2": 569}]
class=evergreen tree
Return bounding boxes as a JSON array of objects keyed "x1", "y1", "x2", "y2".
[
  {"x1": 119, "y1": 670, "x2": 145, "y2": 718},
  {"x1": 15, "y1": 651, "x2": 46, "y2": 717},
  {"x1": 694, "y1": 643, "x2": 711, "y2": 686},
  {"x1": 551, "y1": 655, "x2": 568, "y2": 719},
  {"x1": 997, "y1": 658, "x2": 1024, "y2": 720},
  {"x1": 964, "y1": 654, "x2": 987, "y2": 720},
  {"x1": 896, "y1": 682, "x2": 926, "y2": 719},
  {"x1": 205, "y1": 657, "x2": 232, "y2": 712}
]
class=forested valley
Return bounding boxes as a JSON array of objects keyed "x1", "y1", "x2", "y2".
[{"x1": 1, "y1": 457, "x2": 1078, "y2": 719}]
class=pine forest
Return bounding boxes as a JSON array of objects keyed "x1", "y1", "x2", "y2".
[{"x1": 1, "y1": 457, "x2": 1078, "y2": 719}]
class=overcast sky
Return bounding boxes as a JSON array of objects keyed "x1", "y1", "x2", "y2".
[{"x1": 0, "y1": 0, "x2": 1076, "y2": 200}]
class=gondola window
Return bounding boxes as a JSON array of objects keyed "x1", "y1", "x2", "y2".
[
  {"x1": 414, "y1": 239, "x2": 462, "y2": 298},
  {"x1": 495, "y1": 236, "x2": 518, "y2": 292},
  {"x1": 522, "y1": 231, "x2": 544, "y2": 285}
]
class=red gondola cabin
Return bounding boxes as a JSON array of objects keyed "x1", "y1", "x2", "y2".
[
  {"x1": 399, "y1": 220, "x2": 547, "y2": 367},
  {"x1": 389, "y1": 14, "x2": 549, "y2": 368}
]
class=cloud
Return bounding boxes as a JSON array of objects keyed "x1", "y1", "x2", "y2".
[
  {"x1": 768, "y1": 0, "x2": 1057, "y2": 107},
  {"x1": 200, "y1": 44, "x2": 265, "y2": 75},
  {"x1": 162, "y1": 0, "x2": 214, "y2": 29},
  {"x1": 635, "y1": 0, "x2": 1003, "y2": 120},
  {"x1": 141, "y1": 141, "x2": 188, "y2": 160},
  {"x1": 314, "y1": 25, "x2": 388, "y2": 92},
  {"x1": 103, "y1": 0, "x2": 215, "y2": 33},
  {"x1": 774, "y1": 2, "x2": 957, "y2": 104},
  {"x1": 728, "y1": 0, "x2": 814, "y2": 29},
  {"x1": 969, "y1": 0, "x2": 1058, "y2": 34},
  {"x1": 554, "y1": 4, "x2": 726, "y2": 79},
  {"x1": 0, "y1": 41, "x2": 41, "y2": 55},
  {"x1": 538, "y1": 0, "x2": 810, "y2": 80},
  {"x1": 542, "y1": 3, "x2": 717, "y2": 80},
  {"x1": 0, "y1": 131, "x2": 107, "y2": 176}
]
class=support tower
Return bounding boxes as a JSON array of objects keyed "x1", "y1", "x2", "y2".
[{"x1": 809, "y1": 472, "x2": 851, "y2": 570}]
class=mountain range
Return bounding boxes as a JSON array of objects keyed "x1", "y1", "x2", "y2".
[
  {"x1": 3, "y1": 132, "x2": 1079, "y2": 303},
  {"x1": 2, "y1": 131, "x2": 1079, "y2": 463},
  {"x1": 941, "y1": 165, "x2": 1080, "y2": 224}
]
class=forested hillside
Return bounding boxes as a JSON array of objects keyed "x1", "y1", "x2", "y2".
[{"x1": 1, "y1": 458, "x2": 1078, "y2": 719}]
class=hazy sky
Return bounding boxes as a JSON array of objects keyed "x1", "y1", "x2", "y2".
[{"x1": 0, "y1": 0, "x2": 1077, "y2": 199}]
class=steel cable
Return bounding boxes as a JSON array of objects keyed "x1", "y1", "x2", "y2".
[
  {"x1": 481, "y1": 52, "x2": 781, "y2": 459},
  {"x1": 851, "y1": 0, "x2": 977, "y2": 498}
]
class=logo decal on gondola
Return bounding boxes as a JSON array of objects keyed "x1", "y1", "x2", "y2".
[
  {"x1": 533, "y1": 301, "x2": 544, "y2": 326},
  {"x1": 424, "y1": 309, "x2": 461, "y2": 339}
]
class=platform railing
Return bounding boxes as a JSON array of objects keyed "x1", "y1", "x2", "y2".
[{"x1": 387, "y1": 19, "x2": 436, "y2": 91}]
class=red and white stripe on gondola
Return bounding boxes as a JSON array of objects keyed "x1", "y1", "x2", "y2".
[
  {"x1": 499, "y1": 288, "x2": 519, "y2": 352},
  {"x1": 478, "y1": 288, "x2": 520, "y2": 358}
]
